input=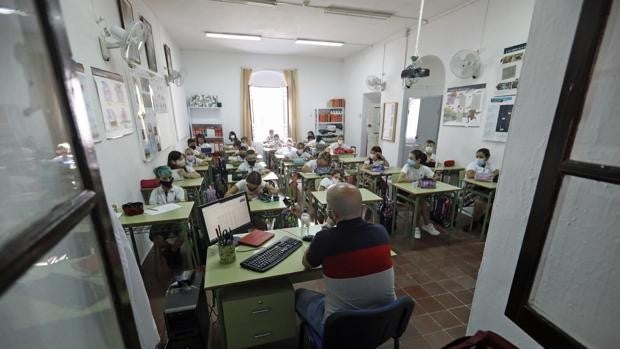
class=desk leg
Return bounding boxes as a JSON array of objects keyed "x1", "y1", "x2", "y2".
[
  {"x1": 481, "y1": 190, "x2": 495, "y2": 240},
  {"x1": 128, "y1": 226, "x2": 141, "y2": 271},
  {"x1": 411, "y1": 197, "x2": 420, "y2": 248},
  {"x1": 391, "y1": 188, "x2": 397, "y2": 235}
]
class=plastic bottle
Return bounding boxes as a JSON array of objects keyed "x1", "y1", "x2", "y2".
[{"x1": 300, "y1": 208, "x2": 311, "y2": 237}]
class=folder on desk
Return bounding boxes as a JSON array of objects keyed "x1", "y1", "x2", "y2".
[{"x1": 239, "y1": 230, "x2": 274, "y2": 247}]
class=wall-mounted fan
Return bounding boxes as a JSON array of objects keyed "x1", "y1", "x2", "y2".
[
  {"x1": 166, "y1": 70, "x2": 186, "y2": 87},
  {"x1": 99, "y1": 20, "x2": 147, "y2": 67},
  {"x1": 450, "y1": 49, "x2": 481, "y2": 79},
  {"x1": 365, "y1": 75, "x2": 386, "y2": 92}
]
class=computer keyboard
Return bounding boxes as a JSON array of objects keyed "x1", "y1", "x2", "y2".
[{"x1": 240, "y1": 236, "x2": 303, "y2": 272}]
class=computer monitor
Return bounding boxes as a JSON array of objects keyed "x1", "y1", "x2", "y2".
[{"x1": 198, "y1": 192, "x2": 253, "y2": 245}]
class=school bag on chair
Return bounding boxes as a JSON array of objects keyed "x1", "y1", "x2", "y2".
[
  {"x1": 431, "y1": 195, "x2": 454, "y2": 228},
  {"x1": 378, "y1": 197, "x2": 393, "y2": 234}
]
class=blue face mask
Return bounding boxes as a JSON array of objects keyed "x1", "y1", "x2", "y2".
[
  {"x1": 407, "y1": 159, "x2": 416, "y2": 166},
  {"x1": 476, "y1": 159, "x2": 486, "y2": 166}
]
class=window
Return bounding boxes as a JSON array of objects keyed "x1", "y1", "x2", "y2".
[{"x1": 250, "y1": 86, "x2": 288, "y2": 142}]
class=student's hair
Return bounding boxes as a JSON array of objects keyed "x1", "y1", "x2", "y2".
[
  {"x1": 184, "y1": 148, "x2": 194, "y2": 155},
  {"x1": 240, "y1": 136, "x2": 248, "y2": 142},
  {"x1": 317, "y1": 151, "x2": 332, "y2": 165},
  {"x1": 269, "y1": 129, "x2": 274, "y2": 133},
  {"x1": 370, "y1": 146, "x2": 383, "y2": 154},
  {"x1": 296, "y1": 142, "x2": 305, "y2": 149},
  {"x1": 246, "y1": 149, "x2": 256, "y2": 156},
  {"x1": 331, "y1": 169, "x2": 343, "y2": 177},
  {"x1": 411, "y1": 149, "x2": 428, "y2": 165},
  {"x1": 167, "y1": 150, "x2": 184, "y2": 168},
  {"x1": 228, "y1": 131, "x2": 237, "y2": 141},
  {"x1": 476, "y1": 148, "x2": 491, "y2": 159},
  {"x1": 233, "y1": 140, "x2": 242, "y2": 148},
  {"x1": 426, "y1": 140, "x2": 436, "y2": 145},
  {"x1": 307, "y1": 135, "x2": 316, "y2": 141},
  {"x1": 307, "y1": 131, "x2": 315, "y2": 138},
  {"x1": 337, "y1": 135, "x2": 344, "y2": 140},
  {"x1": 239, "y1": 145, "x2": 248, "y2": 151},
  {"x1": 187, "y1": 138, "x2": 196, "y2": 145},
  {"x1": 273, "y1": 134, "x2": 280, "y2": 139},
  {"x1": 246, "y1": 171, "x2": 262, "y2": 186},
  {"x1": 196, "y1": 134, "x2": 205, "y2": 140}
]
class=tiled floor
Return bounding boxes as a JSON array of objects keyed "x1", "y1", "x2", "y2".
[{"x1": 143, "y1": 223, "x2": 484, "y2": 349}]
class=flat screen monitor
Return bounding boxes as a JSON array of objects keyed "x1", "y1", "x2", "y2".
[{"x1": 198, "y1": 192, "x2": 253, "y2": 245}]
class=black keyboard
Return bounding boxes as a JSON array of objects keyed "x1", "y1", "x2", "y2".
[{"x1": 240, "y1": 237, "x2": 303, "y2": 272}]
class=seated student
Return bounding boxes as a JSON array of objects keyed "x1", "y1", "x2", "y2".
[
  {"x1": 232, "y1": 139, "x2": 242, "y2": 151},
  {"x1": 306, "y1": 135, "x2": 317, "y2": 148},
  {"x1": 465, "y1": 148, "x2": 500, "y2": 230},
  {"x1": 302, "y1": 151, "x2": 332, "y2": 173},
  {"x1": 286, "y1": 142, "x2": 312, "y2": 160},
  {"x1": 297, "y1": 183, "x2": 396, "y2": 337},
  {"x1": 329, "y1": 135, "x2": 350, "y2": 155},
  {"x1": 228, "y1": 131, "x2": 238, "y2": 144},
  {"x1": 264, "y1": 129, "x2": 275, "y2": 143},
  {"x1": 149, "y1": 166, "x2": 186, "y2": 269},
  {"x1": 318, "y1": 169, "x2": 343, "y2": 191},
  {"x1": 397, "y1": 149, "x2": 440, "y2": 238},
  {"x1": 231, "y1": 146, "x2": 248, "y2": 163},
  {"x1": 184, "y1": 148, "x2": 206, "y2": 168},
  {"x1": 268, "y1": 134, "x2": 284, "y2": 148},
  {"x1": 196, "y1": 134, "x2": 212, "y2": 150},
  {"x1": 168, "y1": 150, "x2": 201, "y2": 180},
  {"x1": 238, "y1": 149, "x2": 270, "y2": 175},
  {"x1": 225, "y1": 171, "x2": 278, "y2": 200},
  {"x1": 362, "y1": 146, "x2": 390, "y2": 169},
  {"x1": 424, "y1": 140, "x2": 437, "y2": 166},
  {"x1": 240, "y1": 136, "x2": 251, "y2": 149},
  {"x1": 187, "y1": 138, "x2": 201, "y2": 156},
  {"x1": 276, "y1": 138, "x2": 296, "y2": 155},
  {"x1": 307, "y1": 130, "x2": 315, "y2": 139}
]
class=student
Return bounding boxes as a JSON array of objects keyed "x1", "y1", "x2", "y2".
[
  {"x1": 184, "y1": 148, "x2": 206, "y2": 167},
  {"x1": 329, "y1": 135, "x2": 350, "y2": 155},
  {"x1": 286, "y1": 142, "x2": 312, "y2": 160},
  {"x1": 240, "y1": 136, "x2": 251, "y2": 148},
  {"x1": 148, "y1": 166, "x2": 186, "y2": 269},
  {"x1": 187, "y1": 138, "x2": 201, "y2": 156},
  {"x1": 232, "y1": 146, "x2": 248, "y2": 163},
  {"x1": 276, "y1": 138, "x2": 296, "y2": 155},
  {"x1": 318, "y1": 169, "x2": 343, "y2": 191},
  {"x1": 302, "y1": 151, "x2": 332, "y2": 173},
  {"x1": 264, "y1": 129, "x2": 275, "y2": 143},
  {"x1": 225, "y1": 171, "x2": 278, "y2": 200},
  {"x1": 362, "y1": 146, "x2": 390, "y2": 169},
  {"x1": 228, "y1": 131, "x2": 238, "y2": 143},
  {"x1": 269, "y1": 134, "x2": 284, "y2": 148},
  {"x1": 196, "y1": 134, "x2": 211, "y2": 150},
  {"x1": 168, "y1": 150, "x2": 201, "y2": 180},
  {"x1": 238, "y1": 149, "x2": 270, "y2": 175},
  {"x1": 306, "y1": 135, "x2": 317, "y2": 148},
  {"x1": 307, "y1": 130, "x2": 315, "y2": 139},
  {"x1": 397, "y1": 149, "x2": 440, "y2": 238},
  {"x1": 424, "y1": 140, "x2": 437, "y2": 165},
  {"x1": 465, "y1": 148, "x2": 500, "y2": 229},
  {"x1": 232, "y1": 139, "x2": 242, "y2": 150}
]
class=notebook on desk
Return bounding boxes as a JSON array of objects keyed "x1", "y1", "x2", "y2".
[{"x1": 238, "y1": 229, "x2": 275, "y2": 247}]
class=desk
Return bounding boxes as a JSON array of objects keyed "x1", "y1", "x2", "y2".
[
  {"x1": 119, "y1": 201, "x2": 196, "y2": 269},
  {"x1": 311, "y1": 188, "x2": 382, "y2": 223},
  {"x1": 338, "y1": 156, "x2": 366, "y2": 169},
  {"x1": 299, "y1": 172, "x2": 322, "y2": 203},
  {"x1": 227, "y1": 172, "x2": 279, "y2": 189},
  {"x1": 391, "y1": 182, "x2": 461, "y2": 246},
  {"x1": 361, "y1": 167, "x2": 402, "y2": 194},
  {"x1": 176, "y1": 177, "x2": 204, "y2": 204},
  {"x1": 461, "y1": 178, "x2": 497, "y2": 240},
  {"x1": 433, "y1": 165, "x2": 465, "y2": 186},
  {"x1": 193, "y1": 165, "x2": 212, "y2": 185}
]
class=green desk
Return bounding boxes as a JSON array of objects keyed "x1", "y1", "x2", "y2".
[
  {"x1": 176, "y1": 177, "x2": 204, "y2": 205},
  {"x1": 338, "y1": 156, "x2": 366, "y2": 169},
  {"x1": 119, "y1": 201, "x2": 196, "y2": 269},
  {"x1": 391, "y1": 181, "x2": 462, "y2": 246},
  {"x1": 361, "y1": 167, "x2": 402, "y2": 194},
  {"x1": 461, "y1": 178, "x2": 497, "y2": 240},
  {"x1": 311, "y1": 188, "x2": 382, "y2": 223},
  {"x1": 433, "y1": 165, "x2": 465, "y2": 186},
  {"x1": 299, "y1": 172, "x2": 322, "y2": 204},
  {"x1": 227, "y1": 172, "x2": 279, "y2": 190},
  {"x1": 194, "y1": 165, "x2": 212, "y2": 186}
]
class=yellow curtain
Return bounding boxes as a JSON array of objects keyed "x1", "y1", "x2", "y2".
[
  {"x1": 241, "y1": 68, "x2": 253, "y2": 140},
  {"x1": 284, "y1": 69, "x2": 299, "y2": 141}
]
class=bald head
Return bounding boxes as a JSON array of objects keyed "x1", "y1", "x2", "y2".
[{"x1": 326, "y1": 183, "x2": 362, "y2": 221}]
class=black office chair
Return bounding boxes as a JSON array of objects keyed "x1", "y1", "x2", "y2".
[{"x1": 298, "y1": 296, "x2": 415, "y2": 349}]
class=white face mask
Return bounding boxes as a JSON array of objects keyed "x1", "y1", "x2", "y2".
[
  {"x1": 425, "y1": 146, "x2": 433, "y2": 153},
  {"x1": 337, "y1": 140, "x2": 343, "y2": 145}
]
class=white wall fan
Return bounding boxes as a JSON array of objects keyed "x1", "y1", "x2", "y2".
[
  {"x1": 365, "y1": 75, "x2": 386, "y2": 92},
  {"x1": 450, "y1": 49, "x2": 481, "y2": 79},
  {"x1": 99, "y1": 20, "x2": 147, "y2": 67}
]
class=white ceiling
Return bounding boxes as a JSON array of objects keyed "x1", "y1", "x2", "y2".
[{"x1": 145, "y1": 0, "x2": 473, "y2": 59}]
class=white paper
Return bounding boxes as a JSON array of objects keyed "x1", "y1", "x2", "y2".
[
  {"x1": 496, "y1": 43, "x2": 526, "y2": 96},
  {"x1": 263, "y1": 172, "x2": 279, "y2": 181},
  {"x1": 144, "y1": 203, "x2": 182, "y2": 215}
]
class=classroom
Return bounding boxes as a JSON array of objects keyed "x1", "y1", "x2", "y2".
[{"x1": 1, "y1": 0, "x2": 618, "y2": 348}]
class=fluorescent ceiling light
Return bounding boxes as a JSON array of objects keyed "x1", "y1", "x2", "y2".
[
  {"x1": 324, "y1": 6, "x2": 393, "y2": 20},
  {"x1": 205, "y1": 32, "x2": 262, "y2": 41},
  {"x1": 295, "y1": 39, "x2": 344, "y2": 47},
  {"x1": 216, "y1": 0, "x2": 277, "y2": 7}
]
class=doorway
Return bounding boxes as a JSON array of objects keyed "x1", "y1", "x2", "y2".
[
  {"x1": 400, "y1": 95, "x2": 443, "y2": 164},
  {"x1": 361, "y1": 92, "x2": 381, "y2": 156}
]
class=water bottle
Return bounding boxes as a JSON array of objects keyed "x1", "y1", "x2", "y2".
[{"x1": 300, "y1": 208, "x2": 311, "y2": 237}]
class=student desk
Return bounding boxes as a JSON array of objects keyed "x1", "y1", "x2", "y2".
[
  {"x1": 299, "y1": 172, "x2": 323, "y2": 203},
  {"x1": 432, "y1": 165, "x2": 465, "y2": 186},
  {"x1": 248, "y1": 197, "x2": 288, "y2": 229},
  {"x1": 391, "y1": 182, "x2": 462, "y2": 246},
  {"x1": 360, "y1": 167, "x2": 402, "y2": 194},
  {"x1": 176, "y1": 177, "x2": 205, "y2": 205},
  {"x1": 119, "y1": 201, "x2": 197, "y2": 270},
  {"x1": 461, "y1": 178, "x2": 497, "y2": 240},
  {"x1": 227, "y1": 172, "x2": 279, "y2": 190},
  {"x1": 311, "y1": 188, "x2": 382, "y2": 223},
  {"x1": 338, "y1": 156, "x2": 366, "y2": 170},
  {"x1": 193, "y1": 165, "x2": 212, "y2": 185}
]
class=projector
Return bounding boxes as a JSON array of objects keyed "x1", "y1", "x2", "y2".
[{"x1": 401, "y1": 56, "x2": 430, "y2": 88}]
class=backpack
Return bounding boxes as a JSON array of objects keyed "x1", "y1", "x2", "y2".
[
  {"x1": 203, "y1": 185, "x2": 218, "y2": 203},
  {"x1": 378, "y1": 198, "x2": 393, "y2": 234},
  {"x1": 431, "y1": 195, "x2": 453, "y2": 227}
]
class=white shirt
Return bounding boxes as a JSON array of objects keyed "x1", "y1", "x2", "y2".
[
  {"x1": 198, "y1": 143, "x2": 212, "y2": 149},
  {"x1": 400, "y1": 163, "x2": 434, "y2": 181},
  {"x1": 276, "y1": 146, "x2": 295, "y2": 155},
  {"x1": 304, "y1": 159, "x2": 318, "y2": 172},
  {"x1": 466, "y1": 160, "x2": 496, "y2": 175},
  {"x1": 235, "y1": 180, "x2": 266, "y2": 200},
  {"x1": 319, "y1": 177, "x2": 339, "y2": 190},
  {"x1": 238, "y1": 160, "x2": 267, "y2": 173},
  {"x1": 149, "y1": 185, "x2": 185, "y2": 205},
  {"x1": 286, "y1": 150, "x2": 311, "y2": 160},
  {"x1": 425, "y1": 153, "x2": 437, "y2": 162}
]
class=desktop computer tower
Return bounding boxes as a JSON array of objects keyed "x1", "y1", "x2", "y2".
[{"x1": 164, "y1": 271, "x2": 209, "y2": 348}]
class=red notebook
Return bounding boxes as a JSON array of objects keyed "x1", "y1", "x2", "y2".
[{"x1": 239, "y1": 230, "x2": 275, "y2": 247}]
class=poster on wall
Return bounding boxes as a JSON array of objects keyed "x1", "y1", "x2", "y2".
[
  {"x1": 91, "y1": 67, "x2": 134, "y2": 139},
  {"x1": 483, "y1": 95, "x2": 515, "y2": 142},
  {"x1": 151, "y1": 75, "x2": 168, "y2": 113},
  {"x1": 496, "y1": 43, "x2": 526, "y2": 96},
  {"x1": 381, "y1": 102, "x2": 398, "y2": 141},
  {"x1": 443, "y1": 83, "x2": 486, "y2": 127},
  {"x1": 73, "y1": 62, "x2": 103, "y2": 142}
]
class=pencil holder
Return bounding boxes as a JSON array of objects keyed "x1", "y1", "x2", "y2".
[{"x1": 218, "y1": 244, "x2": 236, "y2": 265}]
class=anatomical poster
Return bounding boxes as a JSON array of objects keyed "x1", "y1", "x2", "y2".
[
  {"x1": 91, "y1": 67, "x2": 134, "y2": 139},
  {"x1": 443, "y1": 83, "x2": 486, "y2": 127}
]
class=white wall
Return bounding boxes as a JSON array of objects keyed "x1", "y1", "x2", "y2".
[
  {"x1": 59, "y1": 0, "x2": 190, "y2": 261},
  {"x1": 467, "y1": 0, "x2": 585, "y2": 347},
  {"x1": 180, "y1": 50, "x2": 344, "y2": 141},
  {"x1": 343, "y1": 0, "x2": 535, "y2": 168}
]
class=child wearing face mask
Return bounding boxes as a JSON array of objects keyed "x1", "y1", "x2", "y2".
[
  {"x1": 397, "y1": 149, "x2": 440, "y2": 239},
  {"x1": 187, "y1": 138, "x2": 202, "y2": 156},
  {"x1": 424, "y1": 140, "x2": 437, "y2": 166},
  {"x1": 319, "y1": 169, "x2": 343, "y2": 191},
  {"x1": 329, "y1": 135, "x2": 350, "y2": 155},
  {"x1": 238, "y1": 149, "x2": 270, "y2": 175},
  {"x1": 149, "y1": 166, "x2": 186, "y2": 269},
  {"x1": 464, "y1": 148, "x2": 500, "y2": 230},
  {"x1": 286, "y1": 142, "x2": 312, "y2": 160},
  {"x1": 184, "y1": 148, "x2": 206, "y2": 168},
  {"x1": 168, "y1": 150, "x2": 201, "y2": 180},
  {"x1": 363, "y1": 146, "x2": 390, "y2": 169},
  {"x1": 224, "y1": 171, "x2": 277, "y2": 199}
]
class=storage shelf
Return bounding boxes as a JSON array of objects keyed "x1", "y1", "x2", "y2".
[
  {"x1": 188, "y1": 106, "x2": 222, "y2": 109},
  {"x1": 317, "y1": 122, "x2": 343, "y2": 124}
]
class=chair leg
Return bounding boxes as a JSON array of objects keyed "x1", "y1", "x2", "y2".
[
  {"x1": 298, "y1": 323, "x2": 305, "y2": 349},
  {"x1": 394, "y1": 337, "x2": 399, "y2": 349}
]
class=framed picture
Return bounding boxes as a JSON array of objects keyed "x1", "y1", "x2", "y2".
[
  {"x1": 139, "y1": 16, "x2": 157, "y2": 72},
  {"x1": 381, "y1": 102, "x2": 398, "y2": 142},
  {"x1": 117, "y1": 0, "x2": 133, "y2": 29},
  {"x1": 163, "y1": 44, "x2": 173, "y2": 75}
]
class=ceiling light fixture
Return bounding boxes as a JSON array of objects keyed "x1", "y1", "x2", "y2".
[
  {"x1": 295, "y1": 39, "x2": 343, "y2": 47},
  {"x1": 205, "y1": 32, "x2": 262, "y2": 40},
  {"x1": 215, "y1": 0, "x2": 277, "y2": 7},
  {"x1": 324, "y1": 6, "x2": 393, "y2": 20}
]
